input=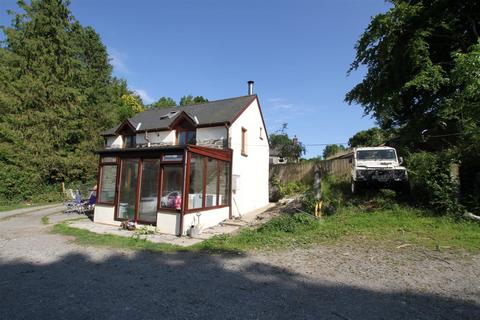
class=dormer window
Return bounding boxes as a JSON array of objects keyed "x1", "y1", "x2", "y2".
[
  {"x1": 169, "y1": 111, "x2": 197, "y2": 146},
  {"x1": 177, "y1": 129, "x2": 196, "y2": 145},
  {"x1": 124, "y1": 135, "x2": 136, "y2": 148}
]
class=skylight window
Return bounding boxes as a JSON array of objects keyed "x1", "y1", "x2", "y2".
[{"x1": 160, "y1": 110, "x2": 179, "y2": 120}]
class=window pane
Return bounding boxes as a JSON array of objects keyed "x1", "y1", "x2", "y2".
[
  {"x1": 162, "y1": 154, "x2": 183, "y2": 162},
  {"x1": 241, "y1": 128, "x2": 247, "y2": 155},
  {"x1": 160, "y1": 165, "x2": 183, "y2": 209},
  {"x1": 101, "y1": 157, "x2": 116, "y2": 163},
  {"x1": 219, "y1": 162, "x2": 230, "y2": 206},
  {"x1": 124, "y1": 136, "x2": 136, "y2": 148},
  {"x1": 118, "y1": 159, "x2": 139, "y2": 220},
  {"x1": 99, "y1": 165, "x2": 117, "y2": 203},
  {"x1": 178, "y1": 131, "x2": 196, "y2": 145},
  {"x1": 187, "y1": 131, "x2": 196, "y2": 144},
  {"x1": 188, "y1": 154, "x2": 204, "y2": 209},
  {"x1": 178, "y1": 131, "x2": 186, "y2": 145},
  {"x1": 205, "y1": 158, "x2": 218, "y2": 207},
  {"x1": 138, "y1": 160, "x2": 160, "y2": 223}
]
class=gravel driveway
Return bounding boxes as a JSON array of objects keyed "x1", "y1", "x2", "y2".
[{"x1": 0, "y1": 208, "x2": 479, "y2": 319}]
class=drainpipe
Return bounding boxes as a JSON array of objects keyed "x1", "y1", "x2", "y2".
[
  {"x1": 225, "y1": 123, "x2": 230, "y2": 149},
  {"x1": 144, "y1": 131, "x2": 151, "y2": 147},
  {"x1": 225, "y1": 123, "x2": 233, "y2": 219}
]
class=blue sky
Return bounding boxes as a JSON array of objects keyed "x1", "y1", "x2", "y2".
[{"x1": 0, "y1": 0, "x2": 390, "y2": 158}]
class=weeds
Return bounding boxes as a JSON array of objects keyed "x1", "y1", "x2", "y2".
[
  {"x1": 271, "y1": 176, "x2": 309, "y2": 199},
  {"x1": 131, "y1": 225, "x2": 155, "y2": 239},
  {"x1": 41, "y1": 216, "x2": 49, "y2": 225}
]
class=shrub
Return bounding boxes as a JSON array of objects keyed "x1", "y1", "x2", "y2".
[
  {"x1": 270, "y1": 176, "x2": 309, "y2": 199},
  {"x1": 301, "y1": 175, "x2": 346, "y2": 215},
  {"x1": 406, "y1": 151, "x2": 464, "y2": 216}
]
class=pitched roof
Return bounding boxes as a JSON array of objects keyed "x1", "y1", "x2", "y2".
[{"x1": 101, "y1": 95, "x2": 257, "y2": 136}]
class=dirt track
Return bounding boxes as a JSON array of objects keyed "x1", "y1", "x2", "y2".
[{"x1": 0, "y1": 208, "x2": 479, "y2": 319}]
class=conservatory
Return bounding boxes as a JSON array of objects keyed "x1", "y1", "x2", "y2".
[{"x1": 95, "y1": 145, "x2": 232, "y2": 236}]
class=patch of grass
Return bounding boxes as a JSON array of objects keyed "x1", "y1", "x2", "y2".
[
  {"x1": 52, "y1": 223, "x2": 183, "y2": 252},
  {"x1": 41, "y1": 216, "x2": 49, "y2": 225},
  {"x1": 196, "y1": 207, "x2": 480, "y2": 252},
  {"x1": 0, "y1": 202, "x2": 58, "y2": 212},
  {"x1": 0, "y1": 203, "x2": 37, "y2": 212}
]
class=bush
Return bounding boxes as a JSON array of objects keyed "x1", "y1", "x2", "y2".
[
  {"x1": 301, "y1": 175, "x2": 346, "y2": 215},
  {"x1": 0, "y1": 166, "x2": 47, "y2": 203},
  {"x1": 270, "y1": 176, "x2": 309, "y2": 199},
  {"x1": 406, "y1": 151, "x2": 464, "y2": 216}
]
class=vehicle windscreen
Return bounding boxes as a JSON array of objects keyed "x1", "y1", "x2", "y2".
[{"x1": 356, "y1": 149, "x2": 396, "y2": 161}]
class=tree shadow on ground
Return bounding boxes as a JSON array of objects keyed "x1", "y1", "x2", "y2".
[{"x1": 0, "y1": 251, "x2": 478, "y2": 320}]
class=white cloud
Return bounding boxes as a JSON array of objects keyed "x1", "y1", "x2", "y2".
[
  {"x1": 267, "y1": 97, "x2": 296, "y2": 110},
  {"x1": 109, "y1": 49, "x2": 130, "y2": 74},
  {"x1": 133, "y1": 88, "x2": 154, "y2": 104}
]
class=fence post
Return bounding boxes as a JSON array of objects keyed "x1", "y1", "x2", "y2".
[{"x1": 313, "y1": 168, "x2": 322, "y2": 218}]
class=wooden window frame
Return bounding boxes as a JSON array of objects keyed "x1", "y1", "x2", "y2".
[
  {"x1": 241, "y1": 127, "x2": 248, "y2": 157},
  {"x1": 176, "y1": 128, "x2": 196, "y2": 146},
  {"x1": 184, "y1": 153, "x2": 230, "y2": 213},
  {"x1": 136, "y1": 158, "x2": 161, "y2": 225},
  {"x1": 114, "y1": 157, "x2": 163, "y2": 226},
  {"x1": 158, "y1": 163, "x2": 184, "y2": 212},
  {"x1": 97, "y1": 157, "x2": 119, "y2": 206},
  {"x1": 114, "y1": 158, "x2": 142, "y2": 223},
  {"x1": 123, "y1": 135, "x2": 136, "y2": 149}
]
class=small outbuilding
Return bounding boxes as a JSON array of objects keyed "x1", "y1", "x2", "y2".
[{"x1": 94, "y1": 84, "x2": 269, "y2": 236}]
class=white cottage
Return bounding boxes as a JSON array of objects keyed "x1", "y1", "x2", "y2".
[{"x1": 94, "y1": 84, "x2": 269, "y2": 236}]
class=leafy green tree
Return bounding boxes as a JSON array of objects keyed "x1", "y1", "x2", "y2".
[
  {"x1": 322, "y1": 144, "x2": 346, "y2": 159},
  {"x1": 0, "y1": 0, "x2": 127, "y2": 201},
  {"x1": 348, "y1": 128, "x2": 387, "y2": 147},
  {"x1": 150, "y1": 97, "x2": 176, "y2": 108},
  {"x1": 346, "y1": 0, "x2": 480, "y2": 150},
  {"x1": 179, "y1": 95, "x2": 208, "y2": 106},
  {"x1": 346, "y1": 0, "x2": 480, "y2": 210},
  {"x1": 269, "y1": 124, "x2": 305, "y2": 162},
  {"x1": 118, "y1": 93, "x2": 144, "y2": 121}
]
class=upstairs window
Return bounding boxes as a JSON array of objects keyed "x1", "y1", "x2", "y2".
[
  {"x1": 177, "y1": 129, "x2": 196, "y2": 145},
  {"x1": 241, "y1": 127, "x2": 248, "y2": 156},
  {"x1": 124, "y1": 135, "x2": 136, "y2": 148}
]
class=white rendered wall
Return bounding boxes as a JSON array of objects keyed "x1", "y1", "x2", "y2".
[
  {"x1": 93, "y1": 205, "x2": 120, "y2": 226},
  {"x1": 156, "y1": 211, "x2": 181, "y2": 235},
  {"x1": 229, "y1": 98, "x2": 269, "y2": 217},
  {"x1": 106, "y1": 136, "x2": 123, "y2": 149},
  {"x1": 197, "y1": 126, "x2": 227, "y2": 141},
  {"x1": 196, "y1": 126, "x2": 227, "y2": 148},
  {"x1": 182, "y1": 207, "x2": 230, "y2": 235},
  {"x1": 136, "y1": 130, "x2": 175, "y2": 146}
]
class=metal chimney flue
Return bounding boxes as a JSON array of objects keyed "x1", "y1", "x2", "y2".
[{"x1": 247, "y1": 80, "x2": 254, "y2": 95}]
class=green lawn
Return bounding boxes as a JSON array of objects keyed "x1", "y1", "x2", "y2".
[
  {"x1": 52, "y1": 204, "x2": 480, "y2": 253},
  {"x1": 53, "y1": 223, "x2": 182, "y2": 252},
  {"x1": 196, "y1": 205, "x2": 480, "y2": 252},
  {"x1": 0, "y1": 202, "x2": 45, "y2": 212}
]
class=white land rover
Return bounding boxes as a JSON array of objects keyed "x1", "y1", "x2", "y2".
[{"x1": 350, "y1": 147, "x2": 409, "y2": 194}]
